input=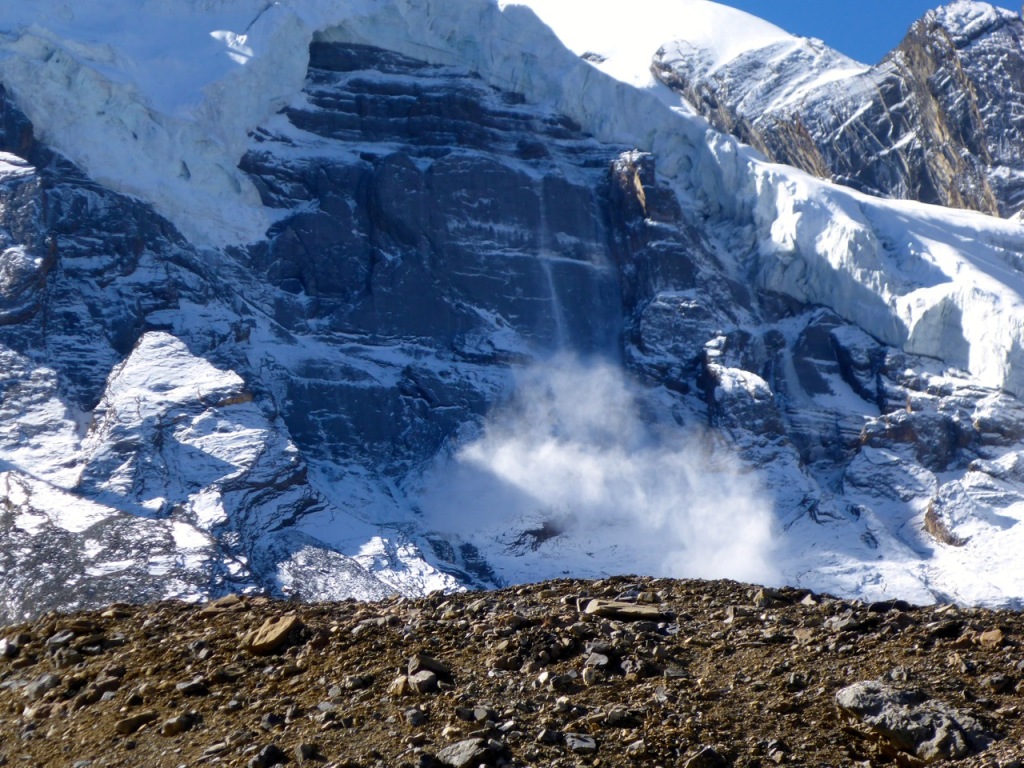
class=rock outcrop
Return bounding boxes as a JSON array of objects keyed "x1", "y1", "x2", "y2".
[{"x1": 655, "y1": 1, "x2": 1024, "y2": 217}]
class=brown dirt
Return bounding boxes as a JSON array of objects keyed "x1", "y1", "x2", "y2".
[{"x1": 1, "y1": 576, "x2": 1023, "y2": 767}]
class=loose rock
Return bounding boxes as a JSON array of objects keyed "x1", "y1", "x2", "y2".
[
  {"x1": 435, "y1": 737, "x2": 497, "y2": 768},
  {"x1": 248, "y1": 744, "x2": 287, "y2": 768},
  {"x1": 582, "y1": 599, "x2": 666, "y2": 621},
  {"x1": 241, "y1": 615, "x2": 303, "y2": 656},
  {"x1": 114, "y1": 711, "x2": 159, "y2": 735},
  {"x1": 565, "y1": 733, "x2": 597, "y2": 754},
  {"x1": 159, "y1": 713, "x2": 196, "y2": 737},
  {"x1": 836, "y1": 680, "x2": 993, "y2": 761},
  {"x1": 409, "y1": 670, "x2": 439, "y2": 694},
  {"x1": 684, "y1": 746, "x2": 728, "y2": 768}
]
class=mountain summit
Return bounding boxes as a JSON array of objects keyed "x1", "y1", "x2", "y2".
[{"x1": 656, "y1": 0, "x2": 1024, "y2": 217}]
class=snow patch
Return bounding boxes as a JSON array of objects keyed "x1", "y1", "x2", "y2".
[{"x1": 512, "y1": 0, "x2": 799, "y2": 86}]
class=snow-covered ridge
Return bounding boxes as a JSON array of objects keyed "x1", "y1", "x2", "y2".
[
  {"x1": 6, "y1": 0, "x2": 1024, "y2": 400},
  {"x1": 926, "y1": 0, "x2": 1019, "y2": 45},
  {"x1": 0, "y1": 0, "x2": 824, "y2": 245},
  {"x1": 512, "y1": 0, "x2": 802, "y2": 86}
]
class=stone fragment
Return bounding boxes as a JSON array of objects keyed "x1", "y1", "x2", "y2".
[
  {"x1": 984, "y1": 673, "x2": 1013, "y2": 694},
  {"x1": 948, "y1": 652, "x2": 974, "y2": 675},
  {"x1": 24, "y1": 674, "x2": 60, "y2": 700},
  {"x1": 260, "y1": 712, "x2": 285, "y2": 731},
  {"x1": 114, "y1": 711, "x2": 159, "y2": 735},
  {"x1": 683, "y1": 746, "x2": 728, "y2": 768},
  {"x1": 408, "y1": 653, "x2": 452, "y2": 679},
  {"x1": 22, "y1": 703, "x2": 51, "y2": 720},
  {"x1": 793, "y1": 628, "x2": 815, "y2": 645},
  {"x1": 536, "y1": 670, "x2": 575, "y2": 691},
  {"x1": 836, "y1": 680, "x2": 993, "y2": 761},
  {"x1": 295, "y1": 743, "x2": 319, "y2": 761},
  {"x1": 753, "y1": 588, "x2": 783, "y2": 608},
  {"x1": 248, "y1": 744, "x2": 287, "y2": 768},
  {"x1": 100, "y1": 605, "x2": 132, "y2": 619},
  {"x1": 435, "y1": 737, "x2": 492, "y2": 767},
  {"x1": 241, "y1": 615, "x2": 302, "y2": 656},
  {"x1": 565, "y1": 733, "x2": 597, "y2": 754},
  {"x1": 825, "y1": 611, "x2": 863, "y2": 633},
  {"x1": 584, "y1": 652, "x2": 610, "y2": 669},
  {"x1": 159, "y1": 714, "x2": 195, "y2": 737},
  {"x1": 0, "y1": 638, "x2": 17, "y2": 659},
  {"x1": 388, "y1": 674, "x2": 409, "y2": 696},
  {"x1": 536, "y1": 728, "x2": 561, "y2": 744},
  {"x1": 724, "y1": 605, "x2": 754, "y2": 625},
  {"x1": 455, "y1": 705, "x2": 493, "y2": 723},
  {"x1": 979, "y1": 628, "x2": 1006, "y2": 648},
  {"x1": 211, "y1": 665, "x2": 244, "y2": 683},
  {"x1": 604, "y1": 705, "x2": 630, "y2": 726},
  {"x1": 200, "y1": 594, "x2": 245, "y2": 616},
  {"x1": 61, "y1": 619, "x2": 97, "y2": 635},
  {"x1": 489, "y1": 654, "x2": 519, "y2": 671},
  {"x1": 45, "y1": 630, "x2": 75, "y2": 648},
  {"x1": 71, "y1": 687, "x2": 102, "y2": 711},
  {"x1": 582, "y1": 599, "x2": 666, "y2": 621},
  {"x1": 342, "y1": 674, "x2": 374, "y2": 690},
  {"x1": 405, "y1": 707, "x2": 426, "y2": 726},
  {"x1": 175, "y1": 677, "x2": 209, "y2": 696},
  {"x1": 625, "y1": 739, "x2": 647, "y2": 758},
  {"x1": 409, "y1": 670, "x2": 439, "y2": 694}
]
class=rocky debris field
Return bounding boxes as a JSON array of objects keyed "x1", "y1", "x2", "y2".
[{"x1": 1, "y1": 577, "x2": 1024, "y2": 768}]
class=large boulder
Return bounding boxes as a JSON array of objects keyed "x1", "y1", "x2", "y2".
[{"x1": 836, "y1": 680, "x2": 993, "y2": 762}]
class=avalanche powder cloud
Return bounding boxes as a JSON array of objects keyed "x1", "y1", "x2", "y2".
[{"x1": 416, "y1": 356, "x2": 781, "y2": 587}]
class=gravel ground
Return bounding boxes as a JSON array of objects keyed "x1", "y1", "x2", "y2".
[{"x1": 2, "y1": 576, "x2": 1024, "y2": 767}]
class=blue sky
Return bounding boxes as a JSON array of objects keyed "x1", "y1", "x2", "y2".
[{"x1": 713, "y1": 1, "x2": 1018, "y2": 64}]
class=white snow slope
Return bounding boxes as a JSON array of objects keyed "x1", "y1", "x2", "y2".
[{"x1": 4, "y1": 0, "x2": 1024, "y2": 607}]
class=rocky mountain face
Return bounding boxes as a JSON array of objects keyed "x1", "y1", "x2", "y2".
[
  {"x1": 0, "y1": 36, "x2": 758, "y2": 619},
  {"x1": 2, "y1": 576, "x2": 1024, "y2": 768},
  {"x1": 655, "y1": 1, "x2": 1024, "y2": 217},
  {"x1": 3, "y1": 0, "x2": 1024, "y2": 621}
]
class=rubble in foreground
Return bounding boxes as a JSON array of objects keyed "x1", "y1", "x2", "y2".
[{"x1": 1, "y1": 576, "x2": 1023, "y2": 767}]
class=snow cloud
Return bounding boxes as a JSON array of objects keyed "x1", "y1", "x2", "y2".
[{"x1": 418, "y1": 356, "x2": 780, "y2": 586}]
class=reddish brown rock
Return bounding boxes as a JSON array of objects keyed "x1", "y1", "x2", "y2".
[{"x1": 241, "y1": 614, "x2": 303, "y2": 655}]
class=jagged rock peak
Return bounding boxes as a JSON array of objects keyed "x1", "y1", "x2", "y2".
[
  {"x1": 655, "y1": 0, "x2": 1024, "y2": 218},
  {"x1": 918, "y1": 0, "x2": 1021, "y2": 47}
]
